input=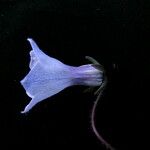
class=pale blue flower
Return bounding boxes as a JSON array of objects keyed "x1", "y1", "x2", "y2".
[{"x1": 20, "y1": 38, "x2": 103, "y2": 113}]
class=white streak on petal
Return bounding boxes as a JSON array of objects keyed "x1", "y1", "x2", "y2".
[{"x1": 29, "y1": 50, "x2": 38, "y2": 69}]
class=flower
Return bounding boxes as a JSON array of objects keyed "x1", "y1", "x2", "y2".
[{"x1": 20, "y1": 38, "x2": 103, "y2": 113}]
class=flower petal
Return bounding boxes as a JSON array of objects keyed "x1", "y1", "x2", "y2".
[
  {"x1": 20, "y1": 39, "x2": 73, "y2": 113},
  {"x1": 27, "y1": 38, "x2": 65, "y2": 70}
]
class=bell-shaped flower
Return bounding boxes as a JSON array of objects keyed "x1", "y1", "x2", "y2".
[{"x1": 20, "y1": 38, "x2": 103, "y2": 113}]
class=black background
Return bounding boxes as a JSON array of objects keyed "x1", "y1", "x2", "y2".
[{"x1": 0, "y1": 0, "x2": 149, "y2": 150}]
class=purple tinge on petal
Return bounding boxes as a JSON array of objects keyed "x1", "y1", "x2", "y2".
[{"x1": 70, "y1": 64, "x2": 103, "y2": 86}]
